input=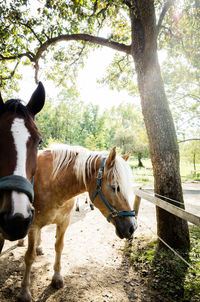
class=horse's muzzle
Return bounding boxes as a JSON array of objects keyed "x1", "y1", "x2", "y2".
[
  {"x1": 0, "y1": 210, "x2": 34, "y2": 241},
  {"x1": 114, "y1": 216, "x2": 137, "y2": 239}
]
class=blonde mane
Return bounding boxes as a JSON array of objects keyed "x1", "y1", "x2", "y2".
[{"x1": 48, "y1": 144, "x2": 133, "y2": 205}]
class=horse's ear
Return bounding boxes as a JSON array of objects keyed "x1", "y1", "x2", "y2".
[
  {"x1": 0, "y1": 92, "x2": 4, "y2": 112},
  {"x1": 26, "y1": 82, "x2": 45, "y2": 116},
  {"x1": 122, "y1": 152, "x2": 131, "y2": 161},
  {"x1": 106, "y1": 146, "x2": 117, "y2": 169}
]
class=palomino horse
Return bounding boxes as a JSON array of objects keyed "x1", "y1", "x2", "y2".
[
  {"x1": 18, "y1": 144, "x2": 137, "y2": 302},
  {"x1": 0, "y1": 82, "x2": 45, "y2": 249}
]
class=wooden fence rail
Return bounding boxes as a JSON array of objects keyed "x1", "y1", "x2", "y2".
[{"x1": 133, "y1": 189, "x2": 200, "y2": 226}]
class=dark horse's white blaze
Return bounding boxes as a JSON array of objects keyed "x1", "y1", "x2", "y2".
[{"x1": 11, "y1": 118, "x2": 31, "y2": 218}]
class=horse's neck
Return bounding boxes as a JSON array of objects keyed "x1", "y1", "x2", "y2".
[
  {"x1": 52, "y1": 153, "x2": 100, "y2": 201},
  {"x1": 59, "y1": 166, "x2": 87, "y2": 199}
]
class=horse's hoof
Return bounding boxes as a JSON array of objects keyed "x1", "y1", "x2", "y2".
[
  {"x1": 36, "y1": 246, "x2": 44, "y2": 256},
  {"x1": 18, "y1": 239, "x2": 25, "y2": 247},
  {"x1": 51, "y1": 275, "x2": 64, "y2": 289},
  {"x1": 17, "y1": 291, "x2": 32, "y2": 302}
]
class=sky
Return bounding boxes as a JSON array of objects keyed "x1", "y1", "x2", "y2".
[
  {"x1": 17, "y1": 47, "x2": 137, "y2": 111},
  {"x1": 18, "y1": 46, "x2": 167, "y2": 111},
  {"x1": 77, "y1": 48, "x2": 136, "y2": 109}
]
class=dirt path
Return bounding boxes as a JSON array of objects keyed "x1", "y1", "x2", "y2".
[{"x1": 0, "y1": 182, "x2": 199, "y2": 302}]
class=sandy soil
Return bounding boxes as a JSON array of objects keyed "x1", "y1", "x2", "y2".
[{"x1": 0, "y1": 182, "x2": 199, "y2": 302}]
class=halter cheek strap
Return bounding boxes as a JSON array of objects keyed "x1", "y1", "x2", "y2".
[
  {"x1": 91, "y1": 157, "x2": 135, "y2": 222},
  {"x1": 0, "y1": 175, "x2": 34, "y2": 203}
]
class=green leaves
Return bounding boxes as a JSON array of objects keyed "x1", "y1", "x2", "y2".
[
  {"x1": 0, "y1": 0, "x2": 130, "y2": 88},
  {"x1": 98, "y1": 53, "x2": 138, "y2": 96},
  {"x1": 35, "y1": 88, "x2": 148, "y2": 155}
]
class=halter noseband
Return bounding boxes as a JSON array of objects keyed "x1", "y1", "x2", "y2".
[
  {"x1": 0, "y1": 175, "x2": 34, "y2": 203},
  {"x1": 91, "y1": 157, "x2": 135, "y2": 222}
]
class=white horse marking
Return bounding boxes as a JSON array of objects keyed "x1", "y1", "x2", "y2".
[{"x1": 11, "y1": 118, "x2": 30, "y2": 218}]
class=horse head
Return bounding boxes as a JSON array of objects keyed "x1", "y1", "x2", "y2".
[
  {"x1": 0, "y1": 82, "x2": 45, "y2": 241},
  {"x1": 89, "y1": 147, "x2": 138, "y2": 239}
]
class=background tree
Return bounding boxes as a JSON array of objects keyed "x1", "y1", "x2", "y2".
[
  {"x1": 79, "y1": 103, "x2": 108, "y2": 149},
  {"x1": 159, "y1": 0, "x2": 200, "y2": 141},
  {"x1": 36, "y1": 86, "x2": 85, "y2": 147},
  {"x1": 179, "y1": 136, "x2": 200, "y2": 173},
  {"x1": 109, "y1": 103, "x2": 149, "y2": 165},
  {"x1": 113, "y1": 128, "x2": 134, "y2": 154},
  {"x1": 0, "y1": 0, "x2": 192, "y2": 249}
]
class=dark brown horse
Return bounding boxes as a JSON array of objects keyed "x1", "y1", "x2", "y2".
[
  {"x1": 0, "y1": 82, "x2": 45, "y2": 248},
  {"x1": 18, "y1": 144, "x2": 137, "y2": 301}
]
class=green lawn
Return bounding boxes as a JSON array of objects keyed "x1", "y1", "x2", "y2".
[{"x1": 129, "y1": 157, "x2": 200, "y2": 186}]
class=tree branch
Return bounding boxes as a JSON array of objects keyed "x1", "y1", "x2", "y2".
[
  {"x1": 34, "y1": 61, "x2": 39, "y2": 84},
  {"x1": 1, "y1": 33, "x2": 130, "y2": 85},
  {"x1": 32, "y1": 33, "x2": 131, "y2": 83},
  {"x1": 176, "y1": 93, "x2": 200, "y2": 103},
  {"x1": 89, "y1": 0, "x2": 99, "y2": 18},
  {"x1": 0, "y1": 61, "x2": 19, "y2": 87},
  {"x1": 123, "y1": 0, "x2": 134, "y2": 9},
  {"x1": 33, "y1": 33, "x2": 131, "y2": 63},
  {"x1": 178, "y1": 138, "x2": 200, "y2": 143},
  {"x1": 69, "y1": 44, "x2": 86, "y2": 66},
  {"x1": 157, "y1": 0, "x2": 173, "y2": 33},
  {"x1": 0, "y1": 52, "x2": 34, "y2": 61},
  {"x1": 18, "y1": 21, "x2": 43, "y2": 45}
]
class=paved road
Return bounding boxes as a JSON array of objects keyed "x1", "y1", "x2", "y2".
[{"x1": 182, "y1": 181, "x2": 200, "y2": 214}]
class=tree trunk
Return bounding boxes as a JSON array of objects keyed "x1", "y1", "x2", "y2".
[
  {"x1": 130, "y1": 0, "x2": 190, "y2": 249},
  {"x1": 138, "y1": 153, "x2": 144, "y2": 167}
]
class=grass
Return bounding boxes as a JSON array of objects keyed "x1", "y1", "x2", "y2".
[
  {"x1": 129, "y1": 157, "x2": 200, "y2": 185},
  {"x1": 129, "y1": 157, "x2": 154, "y2": 185},
  {"x1": 125, "y1": 226, "x2": 200, "y2": 302}
]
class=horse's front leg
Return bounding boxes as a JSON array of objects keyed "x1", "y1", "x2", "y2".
[
  {"x1": 18, "y1": 227, "x2": 40, "y2": 302},
  {"x1": 18, "y1": 230, "x2": 43, "y2": 254},
  {"x1": 36, "y1": 229, "x2": 43, "y2": 255},
  {"x1": 51, "y1": 215, "x2": 71, "y2": 289}
]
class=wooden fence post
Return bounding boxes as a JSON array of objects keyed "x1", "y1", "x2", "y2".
[{"x1": 133, "y1": 195, "x2": 141, "y2": 217}]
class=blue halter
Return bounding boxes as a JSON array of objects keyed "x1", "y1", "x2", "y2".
[
  {"x1": 0, "y1": 175, "x2": 34, "y2": 203},
  {"x1": 91, "y1": 157, "x2": 136, "y2": 222}
]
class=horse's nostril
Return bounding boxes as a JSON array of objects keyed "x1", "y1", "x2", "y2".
[{"x1": 129, "y1": 224, "x2": 134, "y2": 235}]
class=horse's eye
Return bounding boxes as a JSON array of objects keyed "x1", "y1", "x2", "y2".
[
  {"x1": 38, "y1": 139, "x2": 43, "y2": 145},
  {"x1": 110, "y1": 185, "x2": 120, "y2": 193}
]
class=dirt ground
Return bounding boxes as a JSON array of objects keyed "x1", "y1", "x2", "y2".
[{"x1": 0, "y1": 181, "x2": 199, "y2": 302}]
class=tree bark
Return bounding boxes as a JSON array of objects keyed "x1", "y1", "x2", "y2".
[{"x1": 130, "y1": 0, "x2": 190, "y2": 249}]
